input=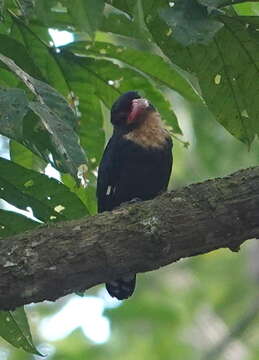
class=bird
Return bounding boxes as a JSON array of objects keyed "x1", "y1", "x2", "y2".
[{"x1": 96, "y1": 91, "x2": 173, "y2": 300}]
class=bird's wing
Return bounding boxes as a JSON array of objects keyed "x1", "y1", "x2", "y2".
[
  {"x1": 97, "y1": 135, "x2": 173, "y2": 212},
  {"x1": 96, "y1": 135, "x2": 120, "y2": 212}
]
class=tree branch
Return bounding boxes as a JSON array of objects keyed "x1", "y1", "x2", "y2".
[{"x1": 0, "y1": 166, "x2": 259, "y2": 310}]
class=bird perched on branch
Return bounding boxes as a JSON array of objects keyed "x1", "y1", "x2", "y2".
[{"x1": 97, "y1": 91, "x2": 173, "y2": 300}]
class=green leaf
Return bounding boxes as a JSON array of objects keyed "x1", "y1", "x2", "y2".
[
  {"x1": 0, "y1": 0, "x2": 5, "y2": 20},
  {"x1": 0, "y1": 53, "x2": 74, "y2": 128},
  {"x1": 9, "y1": 18, "x2": 69, "y2": 95},
  {"x1": 233, "y1": 2, "x2": 259, "y2": 16},
  {"x1": 0, "y1": 307, "x2": 42, "y2": 355},
  {"x1": 197, "y1": 0, "x2": 227, "y2": 9},
  {"x1": 66, "y1": 41, "x2": 200, "y2": 103},
  {"x1": 159, "y1": 0, "x2": 223, "y2": 46},
  {"x1": 10, "y1": 140, "x2": 46, "y2": 171},
  {"x1": 66, "y1": 0, "x2": 105, "y2": 39},
  {"x1": 0, "y1": 209, "x2": 38, "y2": 238},
  {"x1": 59, "y1": 46, "x2": 182, "y2": 133},
  {"x1": 146, "y1": 11, "x2": 259, "y2": 145},
  {"x1": 101, "y1": 4, "x2": 137, "y2": 38},
  {"x1": 0, "y1": 34, "x2": 44, "y2": 79},
  {"x1": 0, "y1": 157, "x2": 89, "y2": 223},
  {"x1": 107, "y1": 0, "x2": 150, "y2": 41},
  {"x1": 106, "y1": 0, "x2": 132, "y2": 14},
  {"x1": 0, "y1": 52, "x2": 87, "y2": 178},
  {"x1": 58, "y1": 49, "x2": 120, "y2": 108},
  {"x1": 77, "y1": 93, "x2": 105, "y2": 165},
  {"x1": 49, "y1": 50, "x2": 108, "y2": 165},
  {"x1": 29, "y1": 101, "x2": 85, "y2": 177},
  {"x1": 62, "y1": 173, "x2": 97, "y2": 215},
  {"x1": 19, "y1": 0, "x2": 35, "y2": 18},
  {"x1": 0, "y1": 87, "x2": 28, "y2": 141}
]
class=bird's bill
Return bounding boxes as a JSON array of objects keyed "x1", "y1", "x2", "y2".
[{"x1": 127, "y1": 98, "x2": 149, "y2": 124}]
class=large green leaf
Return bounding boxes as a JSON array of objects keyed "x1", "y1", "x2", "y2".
[
  {"x1": 34, "y1": 1, "x2": 73, "y2": 28},
  {"x1": 77, "y1": 93, "x2": 105, "y2": 165},
  {"x1": 0, "y1": 0, "x2": 5, "y2": 20},
  {"x1": 106, "y1": 0, "x2": 132, "y2": 14},
  {"x1": 19, "y1": 0, "x2": 35, "y2": 18},
  {"x1": 68, "y1": 41, "x2": 200, "y2": 103},
  {"x1": 101, "y1": 3, "x2": 138, "y2": 38},
  {"x1": 0, "y1": 87, "x2": 28, "y2": 140},
  {"x1": 104, "y1": 0, "x2": 151, "y2": 41},
  {"x1": 9, "y1": 18, "x2": 69, "y2": 96},
  {"x1": 0, "y1": 307, "x2": 41, "y2": 355},
  {"x1": 146, "y1": 11, "x2": 259, "y2": 145},
  {"x1": 58, "y1": 49, "x2": 120, "y2": 107},
  {"x1": 29, "y1": 101, "x2": 84, "y2": 176},
  {"x1": 59, "y1": 46, "x2": 182, "y2": 133},
  {"x1": 62, "y1": 173, "x2": 97, "y2": 215},
  {"x1": 50, "y1": 51, "x2": 114, "y2": 164},
  {"x1": 66, "y1": 0, "x2": 105, "y2": 39},
  {"x1": 0, "y1": 209, "x2": 38, "y2": 238},
  {"x1": 197, "y1": 0, "x2": 226, "y2": 7},
  {"x1": 0, "y1": 157, "x2": 88, "y2": 223},
  {"x1": 159, "y1": 0, "x2": 223, "y2": 46},
  {"x1": 0, "y1": 53, "x2": 87, "y2": 178},
  {"x1": 233, "y1": 2, "x2": 259, "y2": 16},
  {"x1": 10, "y1": 140, "x2": 46, "y2": 172},
  {"x1": 0, "y1": 34, "x2": 43, "y2": 78}
]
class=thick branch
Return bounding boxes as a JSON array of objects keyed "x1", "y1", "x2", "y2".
[{"x1": 0, "y1": 167, "x2": 259, "y2": 310}]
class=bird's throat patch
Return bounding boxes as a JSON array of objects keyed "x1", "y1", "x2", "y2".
[{"x1": 124, "y1": 112, "x2": 170, "y2": 148}]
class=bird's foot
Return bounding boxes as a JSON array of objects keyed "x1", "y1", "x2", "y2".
[
  {"x1": 128, "y1": 197, "x2": 142, "y2": 204},
  {"x1": 120, "y1": 197, "x2": 142, "y2": 207}
]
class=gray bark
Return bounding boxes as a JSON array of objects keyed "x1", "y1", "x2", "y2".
[{"x1": 0, "y1": 166, "x2": 259, "y2": 310}]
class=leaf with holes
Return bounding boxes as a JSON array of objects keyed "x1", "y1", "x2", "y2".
[
  {"x1": 0, "y1": 308, "x2": 42, "y2": 355},
  {"x1": 159, "y1": 0, "x2": 223, "y2": 46},
  {"x1": 146, "y1": 10, "x2": 259, "y2": 145}
]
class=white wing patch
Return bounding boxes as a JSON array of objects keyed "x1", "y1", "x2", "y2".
[{"x1": 106, "y1": 185, "x2": 112, "y2": 195}]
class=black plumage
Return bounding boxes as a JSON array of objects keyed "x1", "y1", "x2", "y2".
[{"x1": 97, "y1": 91, "x2": 173, "y2": 300}]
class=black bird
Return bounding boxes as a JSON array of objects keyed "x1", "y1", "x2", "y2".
[{"x1": 97, "y1": 91, "x2": 173, "y2": 300}]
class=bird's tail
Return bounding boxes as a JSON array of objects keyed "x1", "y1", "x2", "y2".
[{"x1": 106, "y1": 275, "x2": 136, "y2": 300}]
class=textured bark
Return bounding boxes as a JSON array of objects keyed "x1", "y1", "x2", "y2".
[{"x1": 0, "y1": 166, "x2": 259, "y2": 310}]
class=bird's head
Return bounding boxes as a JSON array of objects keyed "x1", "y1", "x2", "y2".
[{"x1": 111, "y1": 91, "x2": 155, "y2": 128}]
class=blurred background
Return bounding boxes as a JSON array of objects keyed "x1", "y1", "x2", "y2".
[{"x1": 1, "y1": 1, "x2": 259, "y2": 359}]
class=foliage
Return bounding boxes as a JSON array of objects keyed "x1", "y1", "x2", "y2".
[
  {"x1": 0, "y1": 308, "x2": 42, "y2": 355},
  {"x1": 0, "y1": 0, "x2": 259, "y2": 358}
]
